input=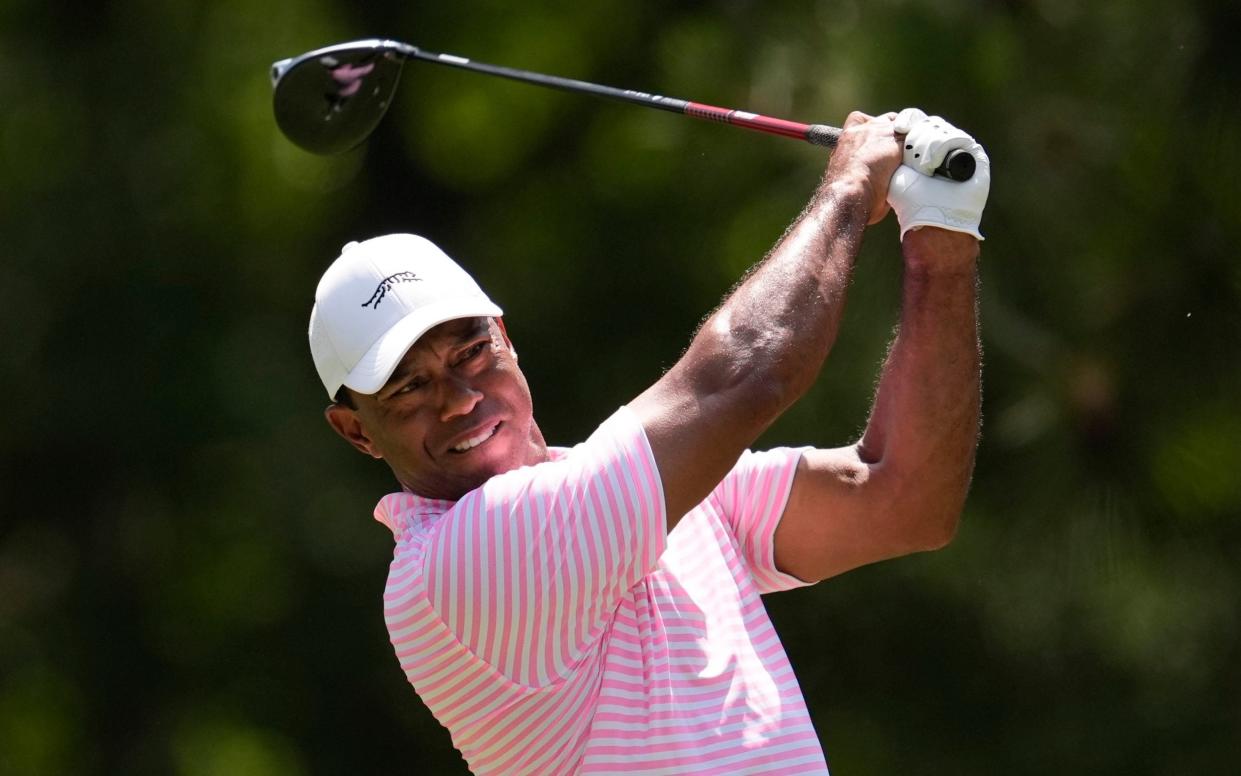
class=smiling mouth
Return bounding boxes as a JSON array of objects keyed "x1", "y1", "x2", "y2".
[{"x1": 449, "y1": 422, "x2": 501, "y2": 454}]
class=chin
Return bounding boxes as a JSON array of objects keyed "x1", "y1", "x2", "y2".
[
  {"x1": 446, "y1": 444, "x2": 521, "y2": 492},
  {"x1": 473, "y1": 450, "x2": 527, "y2": 484}
]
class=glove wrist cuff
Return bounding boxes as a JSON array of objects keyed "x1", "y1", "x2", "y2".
[
  {"x1": 900, "y1": 223, "x2": 985, "y2": 242},
  {"x1": 896, "y1": 204, "x2": 984, "y2": 241}
]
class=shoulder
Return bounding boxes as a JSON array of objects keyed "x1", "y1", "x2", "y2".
[
  {"x1": 519, "y1": 406, "x2": 661, "y2": 495},
  {"x1": 373, "y1": 491, "x2": 454, "y2": 540}
]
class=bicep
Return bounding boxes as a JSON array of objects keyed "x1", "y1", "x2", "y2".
[
  {"x1": 630, "y1": 366, "x2": 791, "y2": 528},
  {"x1": 773, "y1": 445, "x2": 927, "y2": 582}
]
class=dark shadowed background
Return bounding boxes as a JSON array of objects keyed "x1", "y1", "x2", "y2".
[{"x1": 2, "y1": 0, "x2": 1238, "y2": 773}]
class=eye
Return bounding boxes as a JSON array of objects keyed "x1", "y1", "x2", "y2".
[
  {"x1": 455, "y1": 341, "x2": 488, "y2": 366},
  {"x1": 395, "y1": 376, "x2": 428, "y2": 395}
]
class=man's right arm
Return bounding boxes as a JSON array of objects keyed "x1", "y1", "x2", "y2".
[{"x1": 629, "y1": 111, "x2": 905, "y2": 525}]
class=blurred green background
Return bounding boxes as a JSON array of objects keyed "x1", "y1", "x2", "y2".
[{"x1": 2, "y1": 0, "x2": 1238, "y2": 773}]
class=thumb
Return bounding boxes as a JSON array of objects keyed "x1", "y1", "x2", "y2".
[{"x1": 893, "y1": 107, "x2": 928, "y2": 135}]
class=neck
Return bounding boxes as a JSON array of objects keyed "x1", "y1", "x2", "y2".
[{"x1": 524, "y1": 419, "x2": 550, "y2": 464}]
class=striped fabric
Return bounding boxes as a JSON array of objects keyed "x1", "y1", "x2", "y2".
[{"x1": 374, "y1": 407, "x2": 828, "y2": 775}]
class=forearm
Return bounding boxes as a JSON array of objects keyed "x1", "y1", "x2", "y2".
[
  {"x1": 683, "y1": 180, "x2": 870, "y2": 406},
  {"x1": 858, "y1": 229, "x2": 981, "y2": 547}
]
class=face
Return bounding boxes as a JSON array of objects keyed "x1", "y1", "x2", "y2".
[{"x1": 326, "y1": 317, "x2": 547, "y2": 500}]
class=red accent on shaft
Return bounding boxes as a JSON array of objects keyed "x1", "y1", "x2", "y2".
[{"x1": 685, "y1": 101, "x2": 811, "y2": 140}]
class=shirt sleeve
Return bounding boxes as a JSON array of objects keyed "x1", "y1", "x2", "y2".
[
  {"x1": 419, "y1": 406, "x2": 666, "y2": 688},
  {"x1": 709, "y1": 446, "x2": 817, "y2": 594}
]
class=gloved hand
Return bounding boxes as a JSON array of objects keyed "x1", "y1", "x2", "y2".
[{"x1": 887, "y1": 108, "x2": 991, "y2": 241}]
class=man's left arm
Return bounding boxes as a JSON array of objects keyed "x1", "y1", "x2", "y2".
[
  {"x1": 775, "y1": 228, "x2": 980, "y2": 582},
  {"x1": 772, "y1": 110, "x2": 989, "y2": 583}
]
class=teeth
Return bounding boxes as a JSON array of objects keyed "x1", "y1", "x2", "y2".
[{"x1": 451, "y1": 424, "x2": 498, "y2": 453}]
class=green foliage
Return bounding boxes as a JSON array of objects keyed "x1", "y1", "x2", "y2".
[{"x1": 1, "y1": 0, "x2": 1238, "y2": 773}]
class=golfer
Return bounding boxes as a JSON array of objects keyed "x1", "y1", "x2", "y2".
[{"x1": 310, "y1": 108, "x2": 989, "y2": 775}]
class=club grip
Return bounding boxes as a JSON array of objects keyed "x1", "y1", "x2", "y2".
[
  {"x1": 937, "y1": 150, "x2": 976, "y2": 182},
  {"x1": 806, "y1": 124, "x2": 841, "y2": 148},
  {"x1": 805, "y1": 123, "x2": 975, "y2": 181}
]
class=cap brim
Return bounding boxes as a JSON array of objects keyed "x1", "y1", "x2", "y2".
[{"x1": 342, "y1": 300, "x2": 503, "y2": 395}]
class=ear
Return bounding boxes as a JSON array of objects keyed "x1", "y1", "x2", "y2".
[
  {"x1": 324, "y1": 403, "x2": 383, "y2": 459},
  {"x1": 492, "y1": 317, "x2": 517, "y2": 358}
]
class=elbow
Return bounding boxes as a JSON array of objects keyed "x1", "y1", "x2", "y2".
[
  {"x1": 916, "y1": 507, "x2": 962, "y2": 552},
  {"x1": 906, "y1": 490, "x2": 967, "y2": 552},
  {"x1": 870, "y1": 446, "x2": 975, "y2": 555},
  {"x1": 883, "y1": 469, "x2": 967, "y2": 554}
]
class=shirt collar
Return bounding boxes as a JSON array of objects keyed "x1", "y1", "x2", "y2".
[{"x1": 372, "y1": 446, "x2": 570, "y2": 536}]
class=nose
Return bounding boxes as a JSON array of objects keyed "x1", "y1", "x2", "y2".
[{"x1": 439, "y1": 375, "x2": 483, "y2": 422}]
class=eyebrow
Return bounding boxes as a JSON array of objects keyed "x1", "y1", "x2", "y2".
[
  {"x1": 457, "y1": 317, "x2": 491, "y2": 341},
  {"x1": 381, "y1": 318, "x2": 491, "y2": 391}
]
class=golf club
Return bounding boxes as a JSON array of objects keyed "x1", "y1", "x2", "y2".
[{"x1": 270, "y1": 38, "x2": 976, "y2": 181}]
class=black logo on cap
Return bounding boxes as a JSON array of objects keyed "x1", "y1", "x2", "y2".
[{"x1": 362, "y1": 272, "x2": 421, "y2": 309}]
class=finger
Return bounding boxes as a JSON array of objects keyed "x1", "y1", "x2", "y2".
[
  {"x1": 893, "y1": 107, "x2": 928, "y2": 135},
  {"x1": 843, "y1": 110, "x2": 873, "y2": 129}
]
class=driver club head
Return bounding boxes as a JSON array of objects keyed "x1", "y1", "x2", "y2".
[{"x1": 271, "y1": 39, "x2": 411, "y2": 155}]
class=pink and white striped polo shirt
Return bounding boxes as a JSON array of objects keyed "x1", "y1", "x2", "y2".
[{"x1": 374, "y1": 407, "x2": 828, "y2": 775}]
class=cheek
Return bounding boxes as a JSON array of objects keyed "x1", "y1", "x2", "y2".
[
  {"x1": 369, "y1": 406, "x2": 433, "y2": 456},
  {"x1": 491, "y1": 364, "x2": 532, "y2": 406}
]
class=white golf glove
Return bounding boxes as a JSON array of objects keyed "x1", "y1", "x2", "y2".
[{"x1": 887, "y1": 107, "x2": 991, "y2": 241}]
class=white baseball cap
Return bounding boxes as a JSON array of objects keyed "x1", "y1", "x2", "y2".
[{"x1": 309, "y1": 233, "x2": 503, "y2": 399}]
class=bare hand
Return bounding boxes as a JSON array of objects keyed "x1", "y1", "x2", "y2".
[{"x1": 823, "y1": 111, "x2": 904, "y2": 225}]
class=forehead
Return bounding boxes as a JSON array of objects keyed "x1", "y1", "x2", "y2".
[{"x1": 421, "y1": 316, "x2": 490, "y2": 345}]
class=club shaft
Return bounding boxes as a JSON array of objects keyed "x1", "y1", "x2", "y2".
[{"x1": 406, "y1": 47, "x2": 841, "y2": 148}]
